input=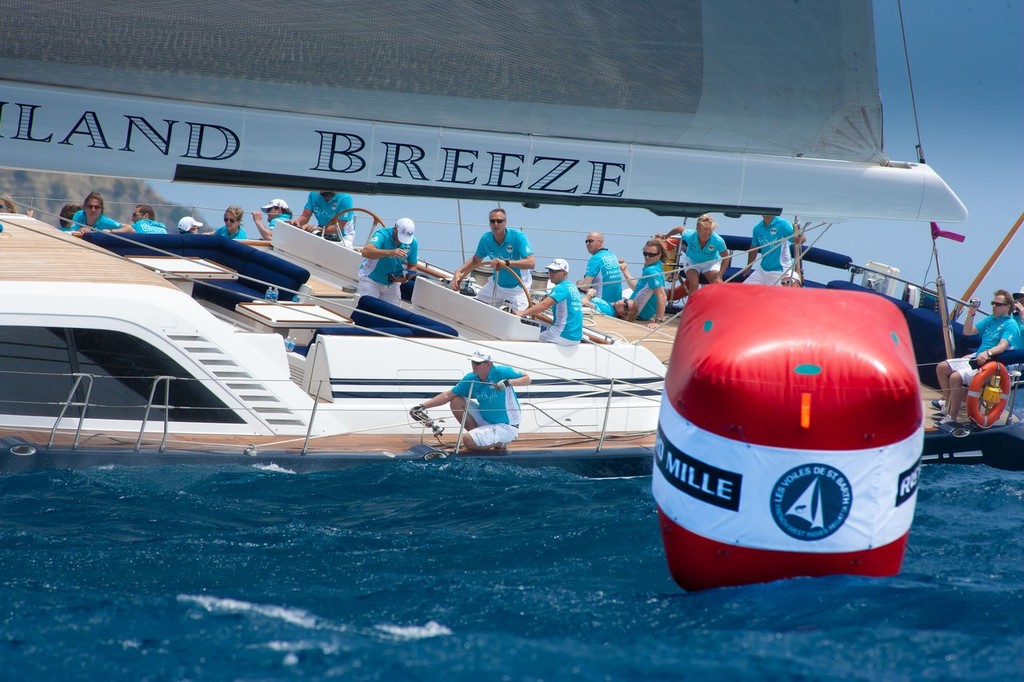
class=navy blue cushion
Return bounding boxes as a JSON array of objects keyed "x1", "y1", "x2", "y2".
[
  {"x1": 826, "y1": 280, "x2": 913, "y2": 312},
  {"x1": 353, "y1": 296, "x2": 458, "y2": 338},
  {"x1": 718, "y1": 235, "x2": 852, "y2": 270},
  {"x1": 85, "y1": 232, "x2": 310, "y2": 309},
  {"x1": 242, "y1": 249, "x2": 309, "y2": 295},
  {"x1": 903, "y1": 307, "x2": 977, "y2": 388},
  {"x1": 83, "y1": 231, "x2": 185, "y2": 256},
  {"x1": 191, "y1": 280, "x2": 264, "y2": 308}
]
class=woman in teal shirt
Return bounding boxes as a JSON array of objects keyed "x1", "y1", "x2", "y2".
[{"x1": 213, "y1": 205, "x2": 249, "y2": 240}]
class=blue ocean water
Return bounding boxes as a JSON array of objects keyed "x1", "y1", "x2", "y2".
[{"x1": 0, "y1": 461, "x2": 1021, "y2": 681}]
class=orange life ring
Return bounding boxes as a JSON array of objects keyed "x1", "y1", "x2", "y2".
[{"x1": 966, "y1": 361, "x2": 1011, "y2": 427}]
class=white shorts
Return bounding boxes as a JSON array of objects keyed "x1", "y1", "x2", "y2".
[
  {"x1": 744, "y1": 267, "x2": 787, "y2": 286},
  {"x1": 477, "y1": 280, "x2": 529, "y2": 311},
  {"x1": 466, "y1": 402, "x2": 519, "y2": 448},
  {"x1": 357, "y1": 277, "x2": 401, "y2": 305},
  {"x1": 539, "y1": 326, "x2": 580, "y2": 345},
  {"x1": 946, "y1": 356, "x2": 980, "y2": 382},
  {"x1": 681, "y1": 256, "x2": 721, "y2": 275}
]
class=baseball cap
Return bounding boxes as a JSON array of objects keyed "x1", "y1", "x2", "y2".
[
  {"x1": 546, "y1": 258, "x2": 569, "y2": 272},
  {"x1": 395, "y1": 217, "x2": 416, "y2": 244},
  {"x1": 261, "y1": 198, "x2": 290, "y2": 212},
  {"x1": 469, "y1": 349, "x2": 492, "y2": 363},
  {"x1": 178, "y1": 216, "x2": 203, "y2": 233}
]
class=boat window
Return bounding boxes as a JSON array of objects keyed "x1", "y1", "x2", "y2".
[{"x1": 0, "y1": 326, "x2": 244, "y2": 424}]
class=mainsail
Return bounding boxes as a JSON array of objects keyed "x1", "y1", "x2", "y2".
[{"x1": 0, "y1": 0, "x2": 965, "y2": 221}]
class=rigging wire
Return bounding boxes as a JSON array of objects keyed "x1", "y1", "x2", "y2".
[{"x1": 897, "y1": 0, "x2": 926, "y2": 164}]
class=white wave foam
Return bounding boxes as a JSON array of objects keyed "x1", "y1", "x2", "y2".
[
  {"x1": 375, "y1": 620, "x2": 452, "y2": 641},
  {"x1": 253, "y1": 463, "x2": 297, "y2": 474},
  {"x1": 178, "y1": 594, "x2": 319, "y2": 629}
]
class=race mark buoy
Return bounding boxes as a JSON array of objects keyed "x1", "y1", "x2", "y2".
[{"x1": 653, "y1": 284, "x2": 923, "y2": 590}]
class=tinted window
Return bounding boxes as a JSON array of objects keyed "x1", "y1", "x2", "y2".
[{"x1": 0, "y1": 326, "x2": 244, "y2": 424}]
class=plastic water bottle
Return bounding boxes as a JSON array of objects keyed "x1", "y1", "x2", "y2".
[
  {"x1": 283, "y1": 336, "x2": 297, "y2": 352},
  {"x1": 265, "y1": 285, "x2": 279, "y2": 302}
]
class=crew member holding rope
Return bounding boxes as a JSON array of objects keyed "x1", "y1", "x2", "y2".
[{"x1": 411, "y1": 349, "x2": 532, "y2": 451}]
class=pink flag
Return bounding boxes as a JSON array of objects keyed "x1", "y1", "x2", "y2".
[{"x1": 931, "y1": 221, "x2": 966, "y2": 243}]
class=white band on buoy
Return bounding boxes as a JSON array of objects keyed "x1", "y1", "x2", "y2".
[{"x1": 653, "y1": 400, "x2": 923, "y2": 554}]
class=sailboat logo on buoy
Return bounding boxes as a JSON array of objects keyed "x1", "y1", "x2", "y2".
[{"x1": 770, "y1": 464, "x2": 853, "y2": 540}]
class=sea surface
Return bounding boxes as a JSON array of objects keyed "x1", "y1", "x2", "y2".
[{"x1": 0, "y1": 461, "x2": 1021, "y2": 681}]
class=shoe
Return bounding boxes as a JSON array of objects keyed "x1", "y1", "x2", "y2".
[
  {"x1": 931, "y1": 411, "x2": 946, "y2": 421},
  {"x1": 931, "y1": 399, "x2": 945, "y2": 410}
]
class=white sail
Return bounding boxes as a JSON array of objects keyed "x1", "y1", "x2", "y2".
[{"x1": 0, "y1": 0, "x2": 965, "y2": 221}]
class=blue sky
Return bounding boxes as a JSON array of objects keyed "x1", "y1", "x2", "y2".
[{"x1": 151, "y1": 1, "x2": 1023, "y2": 302}]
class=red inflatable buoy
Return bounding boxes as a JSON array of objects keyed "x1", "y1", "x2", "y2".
[{"x1": 653, "y1": 284, "x2": 923, "y2": 591}]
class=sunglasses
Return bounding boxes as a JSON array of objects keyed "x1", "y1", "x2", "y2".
[
  {"x1": 642, "y1": 251, "x2": 660, "y2": 257},
  {"x1": 84, "y1": 204, "x2": 102, "y2": 210},
  {"x1": 224, "y1": 217, "x2": 239, "y2": 223},
  {"x1": 584, "y1": 239, "x2": 595, "y2": 244},
  {"x1": 992, "y1": 301, "x2": 1010, "y2": 307},
  {"x1": 489, "y1": 219, "x2": 505, "y2": 224}
]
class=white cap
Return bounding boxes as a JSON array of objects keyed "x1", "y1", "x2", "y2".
[
  {"x1": 177, "y1": 216, "x2": 203, "y2": 232},
  {"x1": 395, "y1": 217, "x2": 416, "y2": 244},
  {"x1": 546, "y1": 258, "x2": 569, "y2": 272},
  {"x1": 469, "y1": 349, "x2": 492, "y2": 363},
  {"x1": 261, "y1": 198, "x2": 290, "y2": 212}
]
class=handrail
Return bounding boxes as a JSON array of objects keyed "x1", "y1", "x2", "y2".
[
  {"x1": 136, "y1": 376, "x2": 175, "y2": 452},
  {"x1": 300, "y1": 379, "x2": 326, "y2": 455},
  {"x1": 452, "y1": 379, "x2": 474, "y2": 457},
  {"x1": 596, "y1": 378, "x2": 615, "y2": 452},
  {"x1": 48, "y1": 373, "x2": 94, "y2": 450}
]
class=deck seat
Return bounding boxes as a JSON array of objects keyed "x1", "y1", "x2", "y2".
[
  {"x1": 351, "y1": 296, "x2": 458, "y2": 338},
  {"x1": 84, "y1": 232, "x2": 310, "y2": 309}
]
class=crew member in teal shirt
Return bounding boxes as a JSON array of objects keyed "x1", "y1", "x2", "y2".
[
  {"x1": 72, "y1": 191, "x2": 133, "y2": 234},
  {"x1": 516, "y1": 258, "x2": 583, "y2": 345},
  {"x1": 358, "y1": 218, "x2": 419, "y2": 305},
  {"x1": 252, "y1": 198, "x2": 294, "y2": 240},
  {"x1": 411, "y1": 349, "x2": 532, "y2": 451},
  {"x1": 450, "y1": 208, "x2": 536, "y2": 311},
  {"x1": 620, "y1": 239, "x2": 668, "y2": 329},
  {"x1": 294, "y1": 191, "x2": 354, "y2": 246},
  {"x1": 577, "y1": 231, "x2": 623, "y2": 302},
  {"x1": 213, "y1": 205, "x2": 249, "y2": 240},
  {"x1": 130, "y1": 204, "x2": 168, "y2": 234}
]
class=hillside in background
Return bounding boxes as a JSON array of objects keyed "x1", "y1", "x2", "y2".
[{"x1": 0, "y1": 170, "x2": 206, "y2": 227}]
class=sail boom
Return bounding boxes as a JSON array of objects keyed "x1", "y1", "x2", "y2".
[{"x1": 0, "y1": 82, "x2": 966, "y2": 222}]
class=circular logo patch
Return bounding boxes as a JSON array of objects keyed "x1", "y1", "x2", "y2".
[{"x1": 770, "y1": 463, "x2": 853, "y2": 541}]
